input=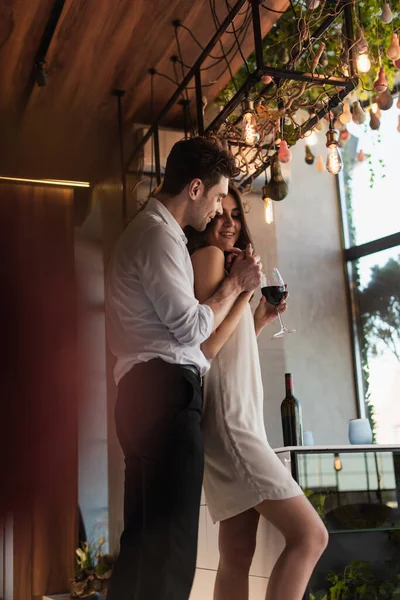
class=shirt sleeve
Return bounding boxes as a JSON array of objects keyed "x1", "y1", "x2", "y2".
[{"x1": 134, "y1": 224, "x2": 214, "y2": 346}]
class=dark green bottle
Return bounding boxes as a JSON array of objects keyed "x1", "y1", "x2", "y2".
[{"x1": 281, "y1": 373, "x2": 303, "y2": 446}]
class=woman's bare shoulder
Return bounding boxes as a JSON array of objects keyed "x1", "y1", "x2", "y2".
[
  {"x1": 191, "y1": 245, "x2": 224, "y2": 265},
  {"x1": 191, "y1": 246, "x2": 226, "y2": 301}
]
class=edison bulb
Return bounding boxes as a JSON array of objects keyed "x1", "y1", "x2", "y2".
[
  {"x1": 305, "y1": 130, "x2": 318, "y2": 146},
  {"x1": 242, "y1": 111, "x2": 259, "y2": 145},
  {"x1": 326, "y1": 146, "x2": 343, "y2": 175},
  {"x1": 264, "y1": 198, "x2": 274, "y2": 224},
  {"x1": 357, "y1": 53, "x2": 371, "y2": 73},
  {"x1": 334, "y1": 453, "x2": 342, "y2": 472}
]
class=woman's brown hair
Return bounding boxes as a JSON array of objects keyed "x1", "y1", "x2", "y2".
[{"x1": 186, "y1": 184, "x2": 254, "y2": 256}]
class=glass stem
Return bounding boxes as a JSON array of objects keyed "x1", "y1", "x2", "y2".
[{"x1": 277, "y1": 309, "x2": 285, "y2": 330}]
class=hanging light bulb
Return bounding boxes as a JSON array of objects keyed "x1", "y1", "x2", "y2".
[
  {"x1": 352, "y1": 101, "x2": 366, "y2": 125},
  {"x1": 261, "y1": 72, "x2": 273, "y2": 85},
  {"x1": 339, "y1": 101, "x2": 352, "y2": 125},
  {"x1": 263, "y1": 196, "x2": 274, "y2": 224},
  {"x1": 357, "y1": 53, "x2": 371, "y2": 73},
  {"x1": 334, "y1": 453, "x2": 343, "y2": 472},
  {"x1": 263, "y1": 156, "x2": 289, "y2": 201},
  {"x1": 381, "y1": 3, "x2": 393, "y2": 23},
  {"x1": 241, "y1": 98, "x2": 259, "y2": 145},
  {"x1": 262, "y1": 178, "x2": 274, "y2": 224},
  {"x1": 369, "y1": 110, "x2": 381, "y2": 130},
  {"x1": 278, "y1": 140, "x2": 292, "y2": 163},
  {"x1": 305, "y1": 144, "x2": 315, "y2": 164},
  {"x1": 374, "y1": 66, "x2": 388, "y2": 92},
  {"x1": 370, "y1": 103, "x2": 382, "y2": 118},
  {"x1": 387, "y1": 32, "x2": 400, "y2": 61},
  {"x1": 315, "y1": 154, "x2": 326, "y2": 172},
  {"x1": 339, "y1": 127, "x2": 350, "y2": 143},
  {"x1": 377, "y1": 89, "x2": 393, "y2": 111},
  {"x1": 304, "y1": 129, "x2": 318, "y2": 146},
  {"x1": 325, "y1": 127, "x2": 342, "y2": 175}
]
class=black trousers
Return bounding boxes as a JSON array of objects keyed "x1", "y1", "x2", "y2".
[{"x1": 107, "y1": 359, "x2": 204, "y2": 600}]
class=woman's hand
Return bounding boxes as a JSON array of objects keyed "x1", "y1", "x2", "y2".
[
  {"x1": 254, "y1": 286, "x2": 288, "y2": 336},
  {"x1": 224, "y1": 248, "x2": 243, "y2": 273}
]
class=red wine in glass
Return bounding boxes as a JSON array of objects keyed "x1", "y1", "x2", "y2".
[
  {"x1": 261, "y1": 269, "x2": 296, "y2": 338},
  {"x1": 262, "y1": 285, "x2": 286, "y2": 306}
]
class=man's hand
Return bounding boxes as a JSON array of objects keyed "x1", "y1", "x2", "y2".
[
  {"x1": 229, "y1": 244, "x2": 262, "y2": 293},
  {"x1": 224, "y1": 248, "x2": 242, "y2": 273}
]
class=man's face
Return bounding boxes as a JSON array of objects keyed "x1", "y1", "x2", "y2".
[{"x1": 188, "y1": 176, "x2": 229, "y2": 232}]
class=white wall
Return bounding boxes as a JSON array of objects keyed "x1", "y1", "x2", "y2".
[{"x1": 246, "y1": 136, "x2": 357, "y2": 448}]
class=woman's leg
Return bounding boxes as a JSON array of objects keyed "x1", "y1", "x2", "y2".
[
  {"x1": 255, "y1": 495, "x2": 328, "y2": 600},
  {"x1": 214, "y1": 508, "x2": 260, "y2": 600}
]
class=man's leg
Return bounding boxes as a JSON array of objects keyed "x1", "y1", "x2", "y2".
[{"x1": 107, "y1": 360, "x2": 203, "y2": 600}]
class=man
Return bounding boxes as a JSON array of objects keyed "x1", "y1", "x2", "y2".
[{"x1": 106, "y1": 137, "x2": 262, "y2": 600}]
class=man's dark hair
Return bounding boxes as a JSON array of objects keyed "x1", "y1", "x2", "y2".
[{"x1": 161, "y1": 137, "x2": 239, "y2": 196}]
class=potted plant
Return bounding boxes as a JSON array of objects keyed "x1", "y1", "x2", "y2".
[{"x1": 70, "y1": 537, "x2": 114, "y2": 598}]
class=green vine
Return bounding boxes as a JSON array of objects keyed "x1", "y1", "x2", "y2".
[{"x1": 216, "y1": 0, "x2": 400, "y2": 141}]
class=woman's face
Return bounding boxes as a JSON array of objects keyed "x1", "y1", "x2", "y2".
[{"x1": 207, "y1": 193, "x2": 242, "y2": 251}]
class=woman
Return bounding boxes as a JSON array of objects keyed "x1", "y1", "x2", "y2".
[{"x1": 187, "y1": 185, "x2": 328, "y2": 600}]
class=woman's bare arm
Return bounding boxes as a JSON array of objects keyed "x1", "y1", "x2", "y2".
[{"x1": 192, "y1": 246, "x2": 251, "y2": 359}]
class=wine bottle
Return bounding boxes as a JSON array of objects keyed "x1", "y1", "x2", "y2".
[{"x1": 281, "y1": 373, "x2": 303, "y2": 446}]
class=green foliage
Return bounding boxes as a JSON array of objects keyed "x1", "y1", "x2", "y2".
[
  {"x1": 357, "y1": 0, "x2": 400, "y2": 99},
  {"x1": 304, "y1": 488, "x2": 329, "y2": 523},
  {"x1": 75, "y1": 537, "x2": 106, "y2": 571},
  {"x1": 311, "y1": 559, "x2": 400, "y2": 599},
  {"x1": 359, "y1": 256, "x2": 400, "y2": 363},
  {"x1": 216, "y1": 0, "x2": 400, "y2": 126}
]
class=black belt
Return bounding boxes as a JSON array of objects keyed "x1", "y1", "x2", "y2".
[{"x1": 181, "y1": 364, "x2": 202, "y2": 384}]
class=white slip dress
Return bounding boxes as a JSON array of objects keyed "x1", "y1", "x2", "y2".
[{"x1": 202, "y1": 302, "x2": 303, "y2": 523}]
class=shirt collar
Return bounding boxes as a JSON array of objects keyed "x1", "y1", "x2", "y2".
[{"x1": 146, "y1": 197, "x2": 187, "y2": 244}]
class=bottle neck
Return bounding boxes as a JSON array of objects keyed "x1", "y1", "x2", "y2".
[{"x1": 285, "y1": 373, "x2": 294, "y2": 397}]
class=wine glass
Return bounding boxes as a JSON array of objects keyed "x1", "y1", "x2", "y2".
[{"x1": 261, "y1": 268, "x2": 296, "y2": 339}]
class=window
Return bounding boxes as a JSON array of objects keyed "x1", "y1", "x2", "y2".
[{"x1": 340, "y1": 99, "x2": 400, "y2": 444}]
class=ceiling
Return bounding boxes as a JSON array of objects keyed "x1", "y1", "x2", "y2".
[{"x1": 0, "y1": 0, "x2": 287, "y2": 182}]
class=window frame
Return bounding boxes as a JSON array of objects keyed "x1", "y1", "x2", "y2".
[{"x1": 336, "y1": 164, "x2": 400, "y2": 419}]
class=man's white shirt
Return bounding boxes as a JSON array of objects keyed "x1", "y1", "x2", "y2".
[{"x1": 106, "y1": 197, "x2": 214, "y2": 384}]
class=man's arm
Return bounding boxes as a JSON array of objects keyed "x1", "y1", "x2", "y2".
[
  {"x1": 201, "y1": 244, "x2": 262, "y2": 330},
  {"x1": 192, "y1": 246, "x2": 252, "y2": 358},
  {"x1": 134, "y1": 225, "x2": 214, "y2": 346}
]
